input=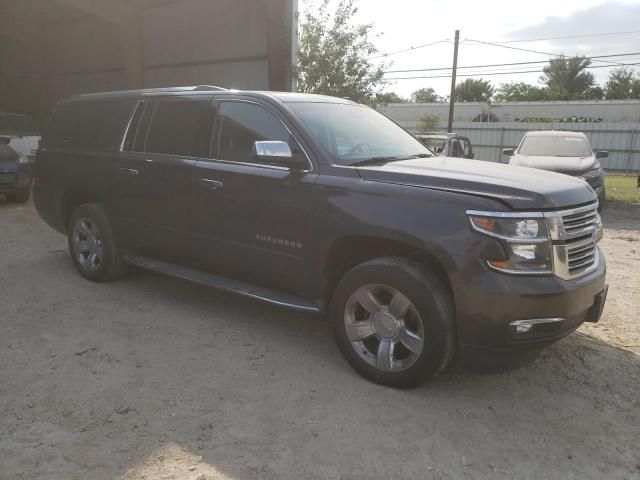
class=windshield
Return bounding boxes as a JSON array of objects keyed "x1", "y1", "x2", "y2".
[
  {"x1": 419, "y1": 137, "x2": 447, "y2": 153},
  {"x1": 288, "y1": 102, "x2": 433, "y2": 165},
  {"x1": 518, "y1": 135, "x2": 592, "y2": 157}
]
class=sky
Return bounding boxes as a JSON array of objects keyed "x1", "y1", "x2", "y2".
[{"x1": 298, "y1": 0, "x2": 640, "y2": 98}]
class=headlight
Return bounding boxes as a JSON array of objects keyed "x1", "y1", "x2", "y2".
[
  {"x1": 468, "y1": 215, "x2": 548, "y2": 241},
  {"x1": 581, "y1": 168, "x2": 602, "y2": 179},
  {"x1": 467, "y1": 212, "x2": 552, "y2": 274}
]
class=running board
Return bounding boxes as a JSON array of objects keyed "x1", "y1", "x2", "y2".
[{"x1": 123, "y1": 253, "x2": 322, "y2": 314}]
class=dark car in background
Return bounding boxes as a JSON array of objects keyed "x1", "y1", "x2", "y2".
[
  {"x1": 0, "y1": 112, "x2": 40, "y2": 203},
  {"x1": 503, "y1": 131, "x2": 607, "y2": 208},
  {"x1": 415, "y1": 133, "x2": 474, "y2": 159}
]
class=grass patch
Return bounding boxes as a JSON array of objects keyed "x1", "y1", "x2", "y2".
[{"x1": 606, "y1": 175, "x2": 640, "y2": 204}]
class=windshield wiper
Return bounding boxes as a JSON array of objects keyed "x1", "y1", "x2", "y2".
[
  {"x1": 350, "y1": 153, "x2": 433, "y2": 166},
  {"x1": 350, "y1": 156, "x2": 404, "y2": 166}
]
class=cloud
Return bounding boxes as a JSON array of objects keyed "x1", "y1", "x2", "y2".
[{"x1": 507, "y1": 2, "x2": 640, "y2": 55}]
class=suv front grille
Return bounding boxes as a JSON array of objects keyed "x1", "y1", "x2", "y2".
[
  {"x1": 562, "y1": 208, "x2": 599, "y2": 238},
  {"x1": 0, "y1": 172, "x2": 16, "y2": 184},
  {"x1": 545, "y1": 203, "x2": 601, "y2": 280},
  {"x1": 566, "y1": 235, "x2": 598, "y2": 276}
]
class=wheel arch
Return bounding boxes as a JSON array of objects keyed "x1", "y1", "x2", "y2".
[
  {"x1": 322, "y1": 234, "x2": 456, "y2": 306},
  {"x1": 61, "y1": 189, "x2": 105, "y2": 232}
]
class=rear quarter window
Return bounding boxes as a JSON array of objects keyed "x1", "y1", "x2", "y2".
[{"x1": 42, "y1": 100, "x2": 136, "y2": 151}]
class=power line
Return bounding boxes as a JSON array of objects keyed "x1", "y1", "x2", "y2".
[
  {"x1": 384, "y1": 62, "x2": 640, "y2": 81},
  {"x1": 368, "y1": 40, "x2": 450, "y2": 60},
  {"x1": 371, "y1": 31, "x2": 640, "y2": 63},
  {"x1": 463, "y1": 38, "x2": 630, "y2": 67},
  {"x1": 383, "y1": 52, "x2": 640, "y2": 74},
  {"x1": 492, "y1": 30, "x2": 640, "y2": 44}
]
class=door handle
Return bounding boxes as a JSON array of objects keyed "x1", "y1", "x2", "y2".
[
  {"x1": 119, "y1": 167, "x2": 139, "y2": 176},
  {"x1": 199, "y1": 178, "x2": 224, "y2": 190}
]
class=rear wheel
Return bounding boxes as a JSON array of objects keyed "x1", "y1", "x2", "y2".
[
  {"x1": 68, "y1": 204, "x2": 127, "y2": 282},
  {"x1": 330, "y1": 257, "x2": 455, "y2": 388}
]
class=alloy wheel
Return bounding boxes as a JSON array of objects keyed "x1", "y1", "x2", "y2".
[
  {"x1": 344, "y1": 284, "x2": 425, "y2": 372},
  {"x1": 72, "y1": 217, "x2": 104, "y2": 272}
]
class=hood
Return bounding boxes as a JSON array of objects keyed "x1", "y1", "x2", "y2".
[
  {"x1": 355, "y1": 157, "x2": 596, "y2": 210},
  {"x1": 509, "y1": 154, "x2": 597, "y2": 175}
]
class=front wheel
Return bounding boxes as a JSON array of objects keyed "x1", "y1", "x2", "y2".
[
  {"x1": 68, "y1": 204, "x2": 128, "y2": 282},
  {"x1": 330, "y1": 257, "x2": 455, "y2": 388}
]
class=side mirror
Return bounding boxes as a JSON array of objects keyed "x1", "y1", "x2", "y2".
[
  {"x1": 502, "y1": 148, "x2": 514, "y2": 156},
  {"x1": 252, "y1": 141, "x2": 303, "y2": 169},
  {"x1": 595, "y1": 150, "x2": 609, "y2": 159}
]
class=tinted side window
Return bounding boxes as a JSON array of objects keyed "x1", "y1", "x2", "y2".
[
  {"x1": 145, "y1": 100, "x2": 213, "y2": 157},
  {"x1": 43, "y1": 101, "x2": 132, "y2": 150},
  {"x1": 123, "y1": 101, "x2": 155, "y2": 152},
  {"x1": 216, "y1": 102, "x2": 291, "y2": 163}
]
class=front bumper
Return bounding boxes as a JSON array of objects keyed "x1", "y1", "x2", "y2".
[
  {"x1": 0, "y1": 169, "x2": 32, "y2": 195},
  {"x1": 456, "y1": 248, "x2": 606, "y2": 371}
]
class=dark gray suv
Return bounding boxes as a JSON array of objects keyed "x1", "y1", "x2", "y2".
[{"x1": 34, "y1": 87, "x2": 607, "y2": 388}]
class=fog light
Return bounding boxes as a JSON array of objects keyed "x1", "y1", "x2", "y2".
[{"x1": 509, "y1": 318, "x2": 565, "y2": 337}]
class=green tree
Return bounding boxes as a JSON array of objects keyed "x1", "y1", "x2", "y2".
[
  {"x1": 494, "y1": 82, "x2": 550, "y2": 102},
  {"x1": 411, "y1": 87, "x2": 443, "y2": 103},
  {"x1": 632, "y1": 78, "x2": 640, "y2": 98},
  {"x1": 375, "y1": 91, "x2": 408, "y2": 105},
  {"x1": 417, "y1": 113, "x2": 440, "y2": 132},
  {"x1": 296, "y1": 0, "x2": 386, "y2": 104},
  {"x1": 541, "y1": 56, "x2": 595, "y2": 100},
  {"x1": 582, "y1": 86, "x2": 604, "y2": 100},
  {"x1": 454, "y1": 78, "x2": 494, "y2": 102},
  {"x1": 604, "y1": 67, "x2": 640, "y2": 100}
]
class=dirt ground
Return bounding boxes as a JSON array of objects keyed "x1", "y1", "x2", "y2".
[{"x1": 1, "y1": 199, "x2": 639, "y2": 480}]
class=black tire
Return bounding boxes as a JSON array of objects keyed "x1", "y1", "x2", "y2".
[
  {"x1": 67, "y1": 203, "x2": 128, "y2": 282},
  {"x1": 7, "y1": 189, "x2": 30, "y2": 203},
  {"x1": 330, "y1": 257, "x2": 456, "y2": 388}
]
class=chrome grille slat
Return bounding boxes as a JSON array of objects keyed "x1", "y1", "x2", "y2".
[
  {"x1": 563, "y1": 211, "x2": 597, "y2": 222},
  {"x1": 568, "y1": 246, "x2": 595, "y2": 259},
  {"x1": 564, "y1": 218, "x2": 596, "y2": 230},
  {"x1": 569, "y1": 257, "x2": 596, "y2": 271},
  {"x1": 546, "y1": 202, "x2": 600, "y2": 280},
  {"x1": 568, "y1": 250, "x2": 596, "y2": 264}
]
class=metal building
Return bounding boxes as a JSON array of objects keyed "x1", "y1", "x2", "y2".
[{"x1": 0, "y1": 0, "x2": 297, "y2": 125}]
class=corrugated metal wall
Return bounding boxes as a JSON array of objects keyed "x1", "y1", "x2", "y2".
[
  {"x1": 379, "y1": 101, "x2": 640, "y2": 123},
  {"x1": 397, "y1": 120, "x2": 640, "y2": 173}
]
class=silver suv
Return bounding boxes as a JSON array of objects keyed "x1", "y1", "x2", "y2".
[{"x1": 503, "y1": 131, "x2": 607, "y2": 208}]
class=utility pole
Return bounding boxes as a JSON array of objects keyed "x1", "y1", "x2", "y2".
[{"x1": 447, "y1": 30, "x2": 460, "y2": 133}]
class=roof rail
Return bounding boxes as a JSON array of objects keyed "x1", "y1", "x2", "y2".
[
  {"x1": 193, "y1": 85, "x2": 227, "y2": 91},
  {"x1": 70, "y1": 85, "x2": 228, "y2": 99}
]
